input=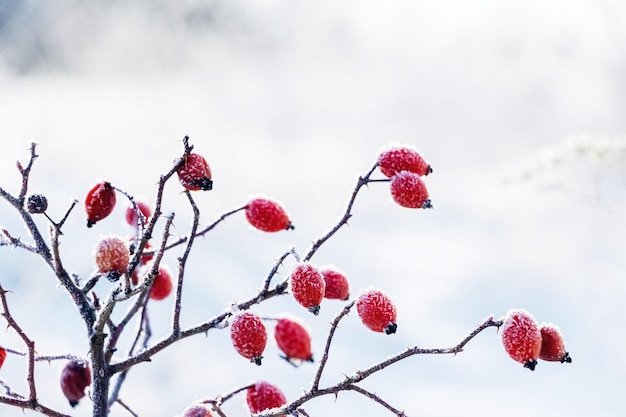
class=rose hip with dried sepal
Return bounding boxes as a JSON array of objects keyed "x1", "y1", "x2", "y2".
[
  {"x1": 230, "y1": 312, "x2": 267, "y2": 365},
  {"x1": 85, "y1": 181, "x2": 116, "y2": 227},
  {"x1": 60, "y1": 359, "x2": 91, "y2": 407},
  {"x1": 274, "y1": 316, "x2": 313, "y2": 362},
  {"x1": 290, "y1": 263, "x2": 325, "y2": 315},
  {"x1": 246, "y1": 381, "x2": 287, "y2": 416},
  {"x1": 177, "y1": 153, "x2": 213, "y2": 191},
  {"x1": 539, "y1": 323, "x2": 572, "y2": 363},
  {"x1": 245, "y1": 197, "x2": 294, "y2": 232},
  {"x1": 390, "y1": 170, "x2": 432, "y2": 209},
  {"x1": 356, "y1": 288, "x2": 398, "y2": 334},
  {"x1": 500, "y1": 309, "x2": 543, "y2": 371},
  {"x1": 378, "y1": 144, "x2": 432, "y2": 177},
  {"x1": 95, "y1": 236, "x2": 130, "y2": 282},
  {"x1": 320, "y1": 266, "x2": 350, "y2": 300}
]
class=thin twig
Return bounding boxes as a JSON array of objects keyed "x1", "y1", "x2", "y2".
[
  {"x1": 115, "y1": 398, "x2": 139, "y2": 417},
  {"x1": 0, "y1": 396, "x2": 71, "y2": 417},
  {"x1": 303, "y1": 163, "x2": 378, "y2": 262},
  {"x1": 172, "y1": 190, "x2": 201, "y2": 336},
  {"x1": 217, "y1": 384, "x2": 254, "y2": 405},
  {"x1": 0, "y1": 378, "x2": 24, "y2": 399},
  {"x1": 0, "y1": 284, "x2": 37, "y2": 402},
  {"x1": 0, "y1": 228, "x2": 38, "y2": 254},
  {"x1": 17, "y1": 143, "x2": 38, "y2": 204},
  {"x1": 261, "y1": 247, "x2": 298, "y2": 293},
  {"x1": 311, "y1": 301, "x2": 355, "y2": 390},
  {"x1": 143, "y1": 205, "x2": 247, "y2": 256},
  {"x1": 347, "y1": 385, "x2": 406, "y2": 416}
]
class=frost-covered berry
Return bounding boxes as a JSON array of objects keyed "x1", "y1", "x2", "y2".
[
  {"x1": 320, "y1": 266, "x2": 350, "y2": 300},
  {"x1": 95, "y1": 236, "x2": 130, "y2": 281},
  {"x1": 290, "y1": 263, "x2": 325, "y2": 315},
  {"x1": 60, "y1": 359, "x2": 91, "y2": 407},
  {"x1": 85, "y1": 181, "x2": 116, "y2": 227},
  {"x1": 0, "y1": 347, "x2": 6, "y2": 370},
  {"x1": 180, "y1": 404, "x2": 214, "y2": 417},
  {"x1": 245, "y1": 197, "x2": 294, "y2": 232},
  {"x1": 274, "y1": 316, "x2": 313, "y2": 362},
  {"x1": 177, "y1": 153, "x2": 213, "y2": 191},
  {"x1": 149, "y1": 267, "x2": 173, "y2": 300},
  {"x1": 230, "y1": 312, "x2": 267, "y2": 365},
  {"x1": 539, "y1": 323, "x2": 572, "y2": 363},
  {"x1": 500, "y1": 309, "x2": 543, "y2": 370},
  {"x1": 378, "y1": 145, "x2": 432, "y2": 177},
  {"x1": 125, "y1": 201, "x2": 152, "y2": 229},
  {"x1": 26, "y1": 194, "x2": 48, "y2": 214},
  {"x1": 390, "y1": 171, "x2": 432, "y2": 209},
  {"x1": 356, "y1": 288, "x2": 397, "y2": 334},
  {"x1": 246, "y1": 381, "x2": 287, "y2": 416}
]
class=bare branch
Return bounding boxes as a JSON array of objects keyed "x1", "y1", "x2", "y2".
[
  {"x1": 256, "y1": 316, "x2": 503, "y2": 417},
  {"x1": 0, "y1": 396, "x2": 71, "y2": 417},
  {"x1": 109, "y1": 247, "x2": 298, "y2": 375}
]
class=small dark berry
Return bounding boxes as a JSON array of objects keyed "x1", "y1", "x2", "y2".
[{"x1": 27, "y1": 194, "x2": 48, "y2": 214}]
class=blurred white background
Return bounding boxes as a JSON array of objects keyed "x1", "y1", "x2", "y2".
[{"x1": 0, "y1": 1, "x2": 625, "y2": 416}]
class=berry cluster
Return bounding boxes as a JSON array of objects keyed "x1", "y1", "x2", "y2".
[
  {"x1": 0, "y1": 139, "x2": 574, "y2": 417},
  {"x1": 378, "y1": 144, "x2": 433, "y2": 209},
  {"x1": 500, "y1": 309, "x2": 572, "y2": 371}
]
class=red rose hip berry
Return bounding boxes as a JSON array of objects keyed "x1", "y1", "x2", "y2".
[
  {"x1": 149, "y1": 267, "x2": 173, "y2": 300},
  {"x1": 95, "y1": 236, "x2": 130, "y2": 281},
  {"x1": 290, "y1": 263, "x2": 325, "y2": 315},
  {"x1": 177, "y1": 153, "x2": 213, "y2": 191},
  {"x1": 356, "y1": 288, "x2": 397, "y2": 334},
  {"x1": 125, "y1": 201, "x2": 152, "y2": 229},
  {"x1": 230, "y1": 312, "x2": 267, "y2": 365},
  {"x1": 390, "y1": 171, "x2": 432, "y2": 209},
  {"x1": 320, "y1": 266, "x2": 350, "y2": 300},
  {"x1": 274, "y1": 316, "x2": 313, "y2": 362},
  {"x1": 246, "y1": 381, "x2": 287, "y2": 415},
  {"x1": 85, "y1": 181, "x2": 116, "y2": 227},
  {"x1": 500, "y1": 309, "x2": 543, "y2": 370},
  {"x1": 539, "y1": 323, "x2": 572, "y2": 363},
  {"x1": 378, "y1": 145, "x2": 432, "y2": 177},
  {"x1": 245, "y1": 197, "x2": 294, "y2": 232},
  {"x1": 0, "y1": 347, "x2": 6, "y2": 370},
  {"x1": 180, "y1": 404, "x2": 214, "y2": 417},
  {"x1": 60, "y1": 359, "x2": 91, "y2": 407}
]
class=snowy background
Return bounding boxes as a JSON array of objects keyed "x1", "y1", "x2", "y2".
[{"x1": 0, "y1": 0, "x2": 625, "y2": 416}]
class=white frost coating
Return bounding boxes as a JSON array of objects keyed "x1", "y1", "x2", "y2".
[
  {"x1": 228, "y1": 303, "x2": 241, "y2": 315},
  {"x1": 215, "y1": 319, "x2": 230, "y2": 330},
  {"x1": 377, "y1": 141, "x2": 420, "y2": 156},
  {"x1": 276, "y1": 312, "x2": 311, "y2": 332}
]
